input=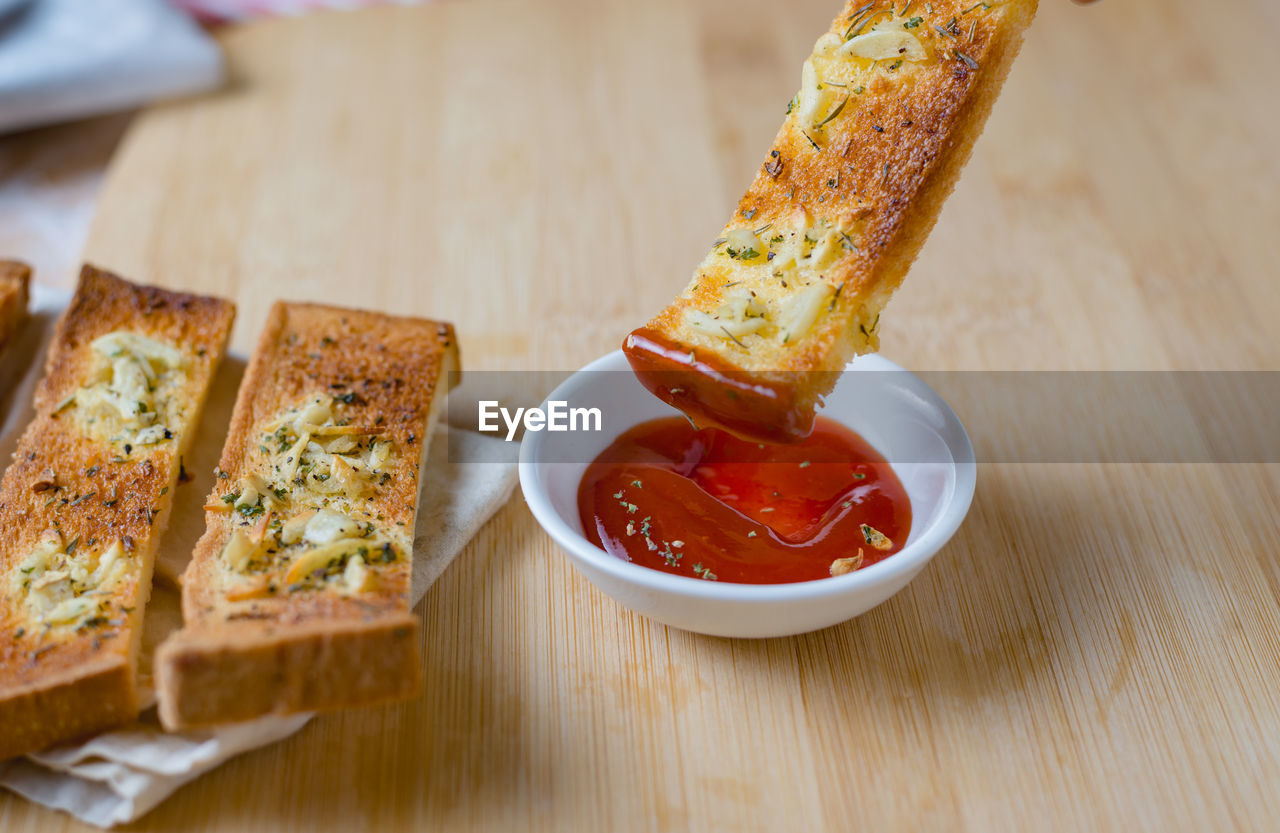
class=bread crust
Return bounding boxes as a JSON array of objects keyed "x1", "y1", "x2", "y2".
[
  {"x1": 156, "y1": 301, "x2": 458, "y2": 729},
  {"x1": 0, "y1": 265, "x2": 234, "y2": 759},
  {"x1": 0, "y1": 260, "x2": 31, "y2": 354},
  {"x1": 155, "y1": 615, "x2": 420, "y2": 725},
  {"x1": 624, "y1": 0, "x2": 1038, "y2": 442}
]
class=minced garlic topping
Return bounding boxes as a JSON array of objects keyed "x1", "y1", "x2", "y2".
[
  {"x1": 830, "y1": 548, "x2": 865, "y2": 577},
  {"x1": 13, "y1": 531, "x2": 128, "y2": 628},
  {"x1": 257, "y1": 395, "x2": 392, "y2": 512},
  {"x1": 213, "y1": 394, "x2": 401, "y2": 599},
  {"x1": 685, "y1": 213, "x2": 875, "y2": 347},
  {"x1": 797, "y1": 14, "x2": 930, "y2": 137},
  {"x1": 63, "y1": 331, "x2": 189, "y2": 450},
  {"x1": 678, "y1": 4, "x2": 1005, "y2": 354},
  {"x1": 860, "y1": 523, "x2": 893, "y2": 551}
]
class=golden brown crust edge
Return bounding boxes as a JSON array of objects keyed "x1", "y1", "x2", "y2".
[
  {"x1": 0, "y1": 265, "x2": 234, "y2": 759},
  {"x1": 0, "y1": 260, "x2": 31, "y2": 354},
  {"x1": 157, "y1": 614, "x2": 420, "y2": 727},
  {"x1": 624, "y1": 0, "x2": 1038, "y2": 442},
  {"x1": 156, "y1": 301, "x2": 458, "y2": 729},
  {"x1": 0, "y1": 660, "x2": 135, "y2": 760}
]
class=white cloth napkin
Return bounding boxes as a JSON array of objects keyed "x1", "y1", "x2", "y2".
[
  {"x1": 0, "y1": 285, "x2": 521, "y2": 826},
  {"x1": 0, "y1": 0, "x2": 224, "y2": 134}
]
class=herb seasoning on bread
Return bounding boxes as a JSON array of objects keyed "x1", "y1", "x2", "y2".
[
  {"x1": 625, "y1": 0, "x2": 1038, "y2": 442},
  {"x1": 0, "y1": 266, "x2": 234, "y2": 759},
  {"x1": 156, "y1": 302, "x2": 458, "y2": 729}
]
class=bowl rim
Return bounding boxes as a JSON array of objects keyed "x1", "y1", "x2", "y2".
[{"x1": 518, "y1": 349, "x2": 976, "y2": 603}]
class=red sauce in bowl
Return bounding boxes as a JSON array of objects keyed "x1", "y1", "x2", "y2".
[{"x1": 577, "y1": 416, "x2": 912, "y2": 584}]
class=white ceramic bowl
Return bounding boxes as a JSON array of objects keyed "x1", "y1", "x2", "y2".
[{"x1": 518, "y1": 350, "x2": 975, "y2": 638}]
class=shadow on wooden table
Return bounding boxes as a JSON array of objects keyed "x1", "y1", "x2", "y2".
[
  {"x1": 679, "y1": 462, "x2": 1166, "y2": 743},
  {"x1": 816, "y1": 463, "x2": 1150, "y2": 684},
  {"x1": 119, "y1": 462, "x2": 1183, "y2": 831},
  {"x1": 629, "y1": 462, "x2": 1177, "y2": 829},
  {"x1": 121, "y1": 496, "x2": 574, "y2": 831}
]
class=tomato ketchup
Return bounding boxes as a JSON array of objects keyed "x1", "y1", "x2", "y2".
[{"x1": 577, "y1": 416, "x2": 911, "y2": 584}]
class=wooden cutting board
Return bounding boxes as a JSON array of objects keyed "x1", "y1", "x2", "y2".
[{"x1": 6, "y1": 0, "x2": 1280, "y2": 829}]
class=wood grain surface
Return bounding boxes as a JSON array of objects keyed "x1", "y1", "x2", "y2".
[{"x1": 4, "y1": 0, "x2": 1279, "y2": 829}]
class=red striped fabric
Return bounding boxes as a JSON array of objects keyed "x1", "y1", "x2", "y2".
[{"x1": 169, "y1": 0, "x2": 426, "y2": 24}]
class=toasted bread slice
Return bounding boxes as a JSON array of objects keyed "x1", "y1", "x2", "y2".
[
  {"x1": 0, "y1": 265, "x2": 234, "y2": 759},
  {"x1": 156, "y1": 302, "x2": 458, "y2": 729},
  {"x1": 625, "y1": 0, "x2": 1038, "y2": 442},
  {"x1": 0, "y1": 260, "x2": 31, "y2": 354}
]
